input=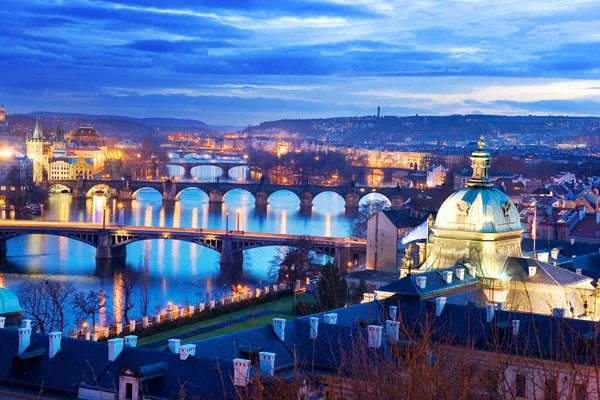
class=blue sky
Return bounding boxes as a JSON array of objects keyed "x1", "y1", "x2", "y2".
[{"x1": 0, "y1": 0, "x2": 599, "y2": 125}]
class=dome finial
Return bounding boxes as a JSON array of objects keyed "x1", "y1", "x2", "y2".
[{"x1": 478, "y1": 135, "x2": 485, "y2": 150}]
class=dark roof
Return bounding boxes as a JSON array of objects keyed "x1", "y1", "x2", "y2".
[
  {"x1": 381, "y1": 209, "x2": 423, "y2": 229},
  {"x1": 376, "y1": 266, "x2": 479, "y2": 297}
]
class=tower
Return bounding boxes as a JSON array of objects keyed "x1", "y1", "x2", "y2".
[
  {"x1": 52, "y1": 120, "x2": 67, "y2": 158},
  {"x1": 0, "y1": 105, "x2": 6, "y2": 128},
  {"x1": 26, "y1": 118, "x2": 44, "y2": 183}
]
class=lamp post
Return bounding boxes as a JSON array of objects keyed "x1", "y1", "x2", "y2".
[
  {"x1": 225, "y1": 212, "x2": 229, "y2": 234},
  {"x1": 102, "y1": 204, "x2": 107, "y2": 230},
  {"x1": 236, "y1": 210, "x2": 240, "y2": 231}
]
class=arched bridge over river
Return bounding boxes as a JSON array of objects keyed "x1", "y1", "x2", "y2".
[
  {"x1": 0, "y1": 220, "x2": 366, "y2": 277},
  {"x1": 47, "y1": 178, "x2": 439, "y2": 211}
]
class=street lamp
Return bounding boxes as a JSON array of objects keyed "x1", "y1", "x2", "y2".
[
  {"x1": 225, "y1": 212, "x2": 229, "y2": 233},
  {"x1": 236, "y1": 210, "x2": 240, "y2": 231},
  {"x1": 102, "y1": 204, "x2": 107, "y2": 229}
]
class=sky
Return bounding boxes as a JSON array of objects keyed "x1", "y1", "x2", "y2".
[{"x1": 0, "y1": 0, "x2": 599, "y2": 125}]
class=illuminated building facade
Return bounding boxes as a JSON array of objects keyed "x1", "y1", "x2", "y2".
[
  {"x1": 68, "y1": 126, "x2": 107, "y2": 172},
  {"x1": 26, "y1": 118, "x2": 44, "y2": 183}
]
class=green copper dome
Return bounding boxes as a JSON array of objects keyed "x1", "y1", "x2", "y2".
[{"x1": 0, "y1": 288, "x2": 23, "y2": 315}]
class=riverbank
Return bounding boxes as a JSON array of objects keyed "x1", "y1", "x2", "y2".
[{"x1": 137, "y1": 293, "x2": 314, "y2": 348}]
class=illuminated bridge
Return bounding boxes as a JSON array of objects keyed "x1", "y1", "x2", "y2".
[
  {"x1": 47, "y1": 178, "x2": 437, "y2": 211},
  {"x1": 0, "y1": 220, "x2": 366, "y2": 275}
]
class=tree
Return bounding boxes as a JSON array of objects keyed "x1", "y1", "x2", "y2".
[
  {"x1": 17, "y1": 279, "x2": 75, "y2": 333},
  {"x1": 118, "y1": 267, "x2": 139, "y2": 324},
  {"x1": 351, "y1": 199, "x2": 389, "y2": 238},
  {"x1": 138, "y1": 252, "x2": 151, "y2": 318},
  {"x1": 71, "y1": 290, "x2": 101, "y2": 329},
  {"x1": 269, "y1": 239, "x2": 314, "y2": 288},
  {"x1": 317, "y1": 262, "x2": 347, "y2": 310}
]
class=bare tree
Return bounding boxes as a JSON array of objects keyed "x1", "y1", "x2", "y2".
[
  {"x1": 71, "y1": 290, "x2": 101, "y2": 329},
  {"x1": 138, "y1": 252, "x2": 151, "y2": 317},
  {"x1": 351, "y1": 199, "x2": 389, "y2": 238},
  {"x1": 17, "y1": 279, "x2": 75, "y2": 333},
  {"x1": 118, "y1": 266, "x2": 139, "y2": 324},
  {"x1": 269, "y1": 238, "x2": 314, "y2": 288}
]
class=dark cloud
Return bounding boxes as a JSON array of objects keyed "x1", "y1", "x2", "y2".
[
  {"x1": 494, "y1": 99, "x2": 600, "y2": 115},
  {"x1": 123, "y1": 39, "x2": 236, "y2": 53}
]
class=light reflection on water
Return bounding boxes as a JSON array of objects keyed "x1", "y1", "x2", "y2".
[{"x1": 0, "y1": 188, "x2": 354, "y2": 330}]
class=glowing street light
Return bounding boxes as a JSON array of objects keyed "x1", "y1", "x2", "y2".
[{"x1": 236, "y1": 210, "x2": 241, "y2": 231}]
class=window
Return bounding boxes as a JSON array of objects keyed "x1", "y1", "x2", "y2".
[
  {"x1": 544, "y1": 377, "x2": 558, "y2": 400},
  {"x1": 515, "y1": 373, "x2": 526, "y2": 397},
  {"x1": 542, "y1": 230, "x2": 548, "y2": 239},
  {"x1": 560, "y1": 231, "x2": 566, "y2": 240},
  {"x1": 125, "y1": 382, "x2": 133, "y2": 400}
]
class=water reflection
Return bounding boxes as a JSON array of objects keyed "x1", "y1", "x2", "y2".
[{"x1": 1, "y1": 189, "x2": 354, "y2": 331}]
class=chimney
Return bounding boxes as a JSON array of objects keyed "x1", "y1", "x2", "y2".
[
  {"x1": 389, "y1": 306, "x2": 398, "y2": 321},
  {"x1": 108, "y1": 338, "x2": 124, "y2": 361},
  {"x1": 528, "y1": 266, "x2": 537, "y2": 277},
  {"x1": 259, "y1": 352, "x2": 276, "y2": 376},
  {"x1": 0, "y1": 316, "x2": 5, "y2": 329},
  {"x1": 273, "y1": 318, "x2": 286, "y2": 341},
  {"x1": 537, "y1": 252, "x2": 549, "y2": 263},
  {"x1": 455, "y1": 268, "x2": 465, "y2": 281},
  {"x1": 168, "y1": 339, "x2": 181, "y2": 354},
  {"x1": 22, "y1": 319, "x2": 32, "y2": 329},
  {"x1": 576, "y1": 268, "x2": 582, "y2": 275},
  {"x1": 367, "y1": 325, "x2": 383, "y2": 348},
  {"x1": 467, "y1": 265, "x2": 477, "y2": 277},
  {"x1": 179, "y1": 344, "x2": 196, "y2": 361},
  {"x1": 435, "y1": 297, "x2": 447, "y2": 317},
  {"x1": 323, "y1": 313, "x2": 338, "y2": 325},
  {"x1": 49, "y1": 332, "x2": 62, "y2": 358},
  {"x1": 415, "y1": 276, "x2": 427, "y2": 289},
  {"x1": 124, "y1": 335, "x2": 137, "y2": 347},
  {"x1": 486, "y1": 304, "x2": 495, "y2": 322},
  {"x1": 309, "y1": 317, "x2": 319, "y2": 339},
  {"x1": 385, "y1": 320, "x2": 400, "y2": 343},
  {"x1": 512, "y1": 320, "x2": 520, "y2": 336},
  {"x1": 18, "y1": 328, "x2": 31, "y2": 353},
  {"x1": 233, "y1": 358, "x2": 250, "y2": 387},
  {"x1": 553, "y1": 308, "x2": 566, "y2": 318},
  {"x1": 551, "y1": 248, "x2": 559, "y2": 259},
  {"x1": 442, "y1": 271, "x2": 453, "y2": 284}
]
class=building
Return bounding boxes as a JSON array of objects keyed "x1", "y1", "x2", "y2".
[
  {"x1": 426, "y1": 164, "x2": 448, "y2": 188},
  {"x1": 388, "y1": 137, "x2": 596, "y2": 316},
  {"x1": 0, "y1": 287, "x2": 23, "y2": 326},
  {"x1": 68, "y1": 126, "x2": 107, "y2": 172},
  {"x1": 0, "y1": 105, "x2": 7, "y2": 129},
  {"x1": 26, "y1": 118, "x2": 44, "y2": 183},
  {"x1": 52, "y1": 121, "x2": 67, "y2": 158},
  {"x1": 366, "y1": 209, "x2": 423, "y2": 272},
  {"x1": 69, "y1": 157, "x2": 93, "y2": 180},
  {"x1": 49, "y1": 158, "x2": 71, "y2": 181},
  {"x1": 0, "y1": 149, "x2": 33, "y2": 192}
]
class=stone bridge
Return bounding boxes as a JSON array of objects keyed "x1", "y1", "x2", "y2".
[
  {"x1": 47, "y1": 178, "x2": 434, "y2": 211},
  {"x1": 160, "y1": 161, "x2": 261, "y2": 179},
  {"x1": 0, "y1": 221, "x2": 366, "y2": 277}
]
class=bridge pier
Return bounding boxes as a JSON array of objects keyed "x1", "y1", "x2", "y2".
[
  {"x1": 219, "y1": 235, "x2": 243, "y2": 281},
  {"x1": 209, "y1": 189, "x2": 224, "y2": 205},
  {"x1": 300, "y1": 192, "x2": 313, "y2": 212},
  {"x1": 255, "y1": 191, "x2": 268, "y2": 209},
  {"x1": 162, "y1": 180, "x2": 178, "y2": 203},
  {"x1": 96, "y1": 233, "x2": 127, "y2": 260},
  {"x1": 0, "y1": 240, "x2": 6, "y2": 258},
  {"x1": 182, "y1": 166, "x2": 192, "y2": 180},
  {"x1": 344, "y1": 193, "x2": 360, "y2": 212},
  {"x1": 118, "y1": 188, "x2": 134, "y2": 202},
  {"x1": 334, "y1": 245, "x2": 353, "y2": 275},
  {"x1": 72, "y1": 188, "x2": 87, "y2": 200}
]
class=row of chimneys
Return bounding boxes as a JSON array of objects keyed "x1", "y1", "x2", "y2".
[{"x1": 415, "y1": 266, "x2": 476, "y2": 289}]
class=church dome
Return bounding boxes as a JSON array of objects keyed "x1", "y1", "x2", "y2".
[
  {"x1": 0, "y1": 287, "x2": 23, "y2": 315},
  {"x1": 72, "y1": 126, "x2": 100, "y2": 139},
  {"x1": 434, "y1": 186, "x2": 522, "y2": 233}
]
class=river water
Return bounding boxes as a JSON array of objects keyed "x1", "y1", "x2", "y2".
[{"x1": 0, "y1": 166, "x2": 391, "y2": 331}]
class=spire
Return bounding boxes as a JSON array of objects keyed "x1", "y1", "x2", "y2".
[
  {"x1": 466, "y1": 135, "x2": 493, "y2": 188},
  {"x1": 56, "y1": 120, "x2": 65, "y2": 142},
  {"x1": 31, "y1": 117, "x2": 42, "y2": 140},
  {"x1": 0, "y1": 105, "x2": 5, "y2": 122}
]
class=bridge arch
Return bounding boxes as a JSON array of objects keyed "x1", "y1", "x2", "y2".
[
  {"x1": 175, "y1": 187, "x2": 209, "y2": 202},
  {"x1": 267, "y1": 190, "x2": 301, "y2": 206},
  {"x1": 312, "y1": 191, "x2": 346, "y2": 212},
  {"x1": 131, "y1": 186, "x2": 162, "y2": 200},
  {"x1": 190, "y1": 165, "x2": 223, "y2": 180},
  {"x1": 111, "y1": 237, "x2": 223, "y2": 254},
  {"x1": 165, "y1": 164, "x2": 186, "y2": 177},
  {"x1": 223, "y1": 188, "x2": 255, "y2": 205},
  {"x1": 0, "y1": 232, "x2": 99, "y2": 249},
  {"x1": 85, "y1": 184, "x2": 118, "y2": 199},
  {"x1": 358, "y1": 192, "x2": 391, "y2": 207},
  {"x1": 49, "y1": 183, "x2": 72, "y2": 194}
]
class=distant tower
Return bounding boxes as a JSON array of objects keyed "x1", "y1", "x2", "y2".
[
  {"x1": 53, "y1": 120, "x2": 67, "y2": 158},
  {"x1": 0, "y1": 105, "x2": 6, "y2": 126},
  {"x1": 377, "y1": 106, "x2": 380, "y2": 118},
  {"x1": 27, "y1": 118, "x2": 45, "y2": 183}
]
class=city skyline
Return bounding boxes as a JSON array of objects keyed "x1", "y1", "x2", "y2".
[{"x1": 1, "y1": 0, "x2": 599, "y2": 125}]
